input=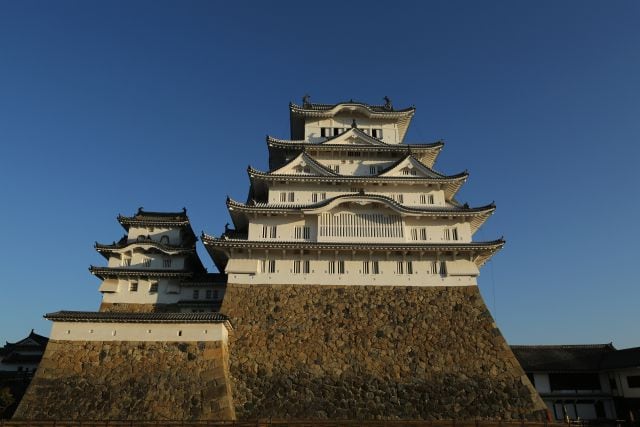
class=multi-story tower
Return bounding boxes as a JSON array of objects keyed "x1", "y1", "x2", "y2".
[
  {"x1": 93, "y1": 208, "x2": 224, "y2": 312},
  {"x1": 14, "y1": 208, "x2": 234, "y2": 421},
  {"x1": 204, "y1": 99, "x2": 501, "y2": 286},
  {"x1": 203, "y1": 97, "x2": 546, "y2": 420}
]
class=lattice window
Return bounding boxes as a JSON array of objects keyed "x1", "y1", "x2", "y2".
[{"x1": 319, "y1": 212, "x2": 404, "y2": 239}]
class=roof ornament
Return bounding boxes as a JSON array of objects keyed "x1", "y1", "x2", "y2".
[
  {"x1": 383, "y1": 96, "x2": 393, "y2": 111},
  {"x1": 463, "y1": 203, "x2": 469, "y2": 209},
  {"x1": 137, "y1": 206, "x2": 144, "y2": 214},
  {"x1": 224, "y1": 223, "x2": 230, "y2": 233},
  {"x1": 351, "y1": 119, "x2": 358, "y2": 129},
  {"x1": 182, "y1": 207, "x2": 187, "y2": 214},
  {"x1": 302, "y1": 94, "x2": 311, "y2": 108}
]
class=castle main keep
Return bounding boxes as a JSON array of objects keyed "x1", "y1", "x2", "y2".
[{"x1": 14, "y1": 97, "x2": 547, "y2": 421}]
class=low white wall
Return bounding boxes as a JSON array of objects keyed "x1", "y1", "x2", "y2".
[{"x1": 50, "y1": 321, "x2": 228, "y2": 342}]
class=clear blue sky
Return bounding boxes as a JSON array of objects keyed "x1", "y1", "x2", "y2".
[{"x1": 1, "y1": 1, "x2": 638, "y2": 348}]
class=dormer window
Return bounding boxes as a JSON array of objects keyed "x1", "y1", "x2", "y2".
[{"x1": 371, "y1": 129, "x2": 383, "y2": 139}]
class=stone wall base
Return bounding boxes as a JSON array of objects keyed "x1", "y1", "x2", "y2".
[
  {"x1": 220, "y1": 283, "x2": 547, "y2": 420},
  {"x1": 13, "y1": 340, "x2": 235, "y2": 420}
]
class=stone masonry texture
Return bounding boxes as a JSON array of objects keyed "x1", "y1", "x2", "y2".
[
  {"x1": 220, "y1": 283, "x2": 547, "y2": 420},
  {"x1": 13, "y1": 340, "x2": 235, "y2": 420}
]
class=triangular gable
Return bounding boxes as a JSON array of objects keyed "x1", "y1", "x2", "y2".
[
  {"x1": 320, "y1": 128, "x2": 387, "y2": 146},
  {"x1": 12, "y1": 337, "x2": 41, "y2": 348},
  {"x1": 378, "y1": 155, "x2": 443, "y2": 178},
  {"x1": 269, "y1": 152, "x2": 336, "y2": 176}
]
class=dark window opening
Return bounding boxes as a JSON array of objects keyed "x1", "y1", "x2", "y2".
[
  {"x1": 549, "y1": 373, "x2": 601, "y2": 391},
  {"x1": 628, "y1": 375, "x2": 640, "y2": 388}
]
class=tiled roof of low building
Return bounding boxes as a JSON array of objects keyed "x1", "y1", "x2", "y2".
[
  {"x1": 511, "y1": 344, "x2": 616, "y2": 372},
  {"x1": 601, "y1": 346, "x2": 640, "y2": 369},
  {"x1": 45, "y1": 310, "x2": 229, "y2": 323}
]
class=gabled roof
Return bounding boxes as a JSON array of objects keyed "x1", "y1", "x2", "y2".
[
  {"x1": 511, "y1": 344, "x2": 616, "y2": 372},
  {"x1": 316, "y1": 128, "x2": 389, "y2": 146},
  {"x1": 2, "y1": 330, "x2": 48, "y2": 351},
  {"x1": 268, "y1": 152, "x2": 338, "y2": 176},
  {"x1": 94, "y1": 240, "x2": 196, "y2": 259},
  {"x1": 266, "y1": 135, "x2": 444, "y2": 170},
  {"x1": 289, "y1": 99, "x2": 416, "y2": 142},
  {"x1": 227, "y1": 194, "x2": 494, "y2": 234},
  {"x1": 117, "y1": 207, "x2": 192, "y2": 231},
  {"x1": 377, "y1": 154, "x2": 454, "y2": 179}
]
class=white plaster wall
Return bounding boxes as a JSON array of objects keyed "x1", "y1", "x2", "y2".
[
  {"x1": 615, "y1": 368, "x2": 640, "y2": 398},
  {"x1": 267, "y1": 182, "x2": 447, "y2": 207},
  {"x1": 533, "y1": 373, "x2": 551, "y2": 393},
  {"x1": 247, "y1": 212, "x2": 472, "y2": 243},
  {"x1": 101, "y1": 278, "x2": 182, "y2": 304},
  {"x1": 50, "y1": 321, "x2": 228, "y2": 342},
  {"x1": 225, "y1": 252, "x2": 478, "y2": 287},
  {"x1": 127, "y1": 226, "x2": 182, "y2": 244},
  {"x1": 304, "y1": 117, "x2": 400, "y2": 144},
  {"x1": 108, "y1": 251, "x2": 185, "y2": 269}
]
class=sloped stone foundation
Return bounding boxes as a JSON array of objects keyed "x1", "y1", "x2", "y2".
[
  {"x1": 220, "y1": 283, "x2": 546, "y2": 420},
  {"x1": 13, "y1": 340, "x2": 235, "y2": 420}
]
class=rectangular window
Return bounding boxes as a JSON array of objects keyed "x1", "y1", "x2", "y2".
[
  {"x1": 333, "y1": 127, "x2": 341, "y2": 136},
  {"x1": 312, "y1": 193, "x2": 318, "y2": 203},
  {"x1": 440, "y1": 261, "x2": 447, "y2": 276},
  {"x1": 331, "y1": 165, "x2": 340, "y2": 174},
  {"x1": 205, "y1": 289, "x2": 212, "y2": 299},
  {"x1": 411, "y1": 228, "x2": 418, "y2": 241},
  {"x1": 452, "y1": 228, "x2": 459, "y2": 241},
  {"x1": 628, "y1": 376, "x2": 640, "y2": 388},
  {"x1": 427, "y1": 194, "x2": 434, "y2": 204},
  {"x1": 143, "y1": 258, "x2": 151, "y2": 268},
  {"x1": 362, "y1": 261, "x2": 370, "y2": 274},
  {"x1": 121, "y1": 257, "x2": 131, "y2": 267},
  {"x1": 396, "y1": 261, "x2": 404, "y2": 274},
  {"x1": 279, "y1": 192, "x2": 287, "y2": 202},
  {"x1": 163, "y1": 259, "x2": 172, "y2": 268},
  {"x1": 267, "y1": 260, "x2": 276, "y2": 273},
  {"x1": 406, "y1": 261, "x2": 413, "y2": 275},
  {"x1": 288, "y1": 192, "x2": 295, "y2": 202},
  {"x1": 372, "y1": 261, "x2": 380, "y2": 274},
  {"x1": 320, "y1": 128, "x2": 327, "y2": 137},
  {"x1": 328, "y1": 261, "x2": 336, "y2": 274},
  {"x1": 443, "y1": 228, "x2": 451, "y2": 240},
  {"x1": 402, "y1": 169, "x2": 410, "y2": 175},
  {"x1": 149, "y1": 283, "x2": 158, "y2": 293},
  {"x1": 372, "y1": 129, "x2": 382, "y2": 138},
  {"x1": 420, "y1": 228, "x2": 427, "y2": 240},
  {"x1": 294, "y1": 226, "x2": 311, "y2": 240},
  {"x1": 262, "y1": 225, "x2": 277, "y2": 239},
  {"x1": 293, "y1": 260, "x2": 301, "y2": 274},
  {"x1": 430, "y1": 261, "x2": 438, "y2": 274},
  {"x1": 129, "y1": 282, "x2": 138, "y2": 292},
  {"x1": 303, "y1": 260, "x2": 310, "y2": 274},
  {"x1": 369, "y1": 166, "x2": 377, "y2": 175},
  {"x1": 394, "y1": 194, "x2": 404, "y2": 203},
  {"x1": 193, "y1": 289, "x2": 200, "y2": 300},
  {"x1": 338, "y1": 260, "x2": 345, "y2": 274}
]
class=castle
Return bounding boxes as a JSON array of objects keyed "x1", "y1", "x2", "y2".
[{"x1": 14, "y1": 97, "x2": 547, "y2": 421}]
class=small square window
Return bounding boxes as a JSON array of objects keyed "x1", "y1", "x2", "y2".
[
  {"x1": 149, "y1": 283, "x2": 158, "y2": 293},
  {"x1": 129, "y1": 282, "x2": 138, "y2": 292}
]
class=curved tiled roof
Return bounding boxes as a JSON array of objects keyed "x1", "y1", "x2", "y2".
[
  {"x1": 228, "y1": 194, "x2": 494, "y2": 216},
  {"x1": 89, "y1": 266, "x2": 193, "y2": 279},
  {"x1": 266, "y1": 134, "x2": 443, "y2": 150},
  {"x1": 117, "y1": 208, "x2": 191, "y2": 230},
  {"x1": 290, "y1": 101, "x2": 415, "y2": 114},
  {"x1": 45, "y1": 310, "x2": 229, "y2": 324},
  {"x1": 95, "y1": 240, "x2": 195, "y2": 254},
  {"x1": 511, "y1": 344, "x2": 616, "y2": 372}
]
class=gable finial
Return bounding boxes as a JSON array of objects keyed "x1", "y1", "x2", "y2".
[
  {"x1": 351, "y1": 119, "x2": 357, "y2": 129},
  {"x1": 137, "y1": 206, "x2": 144, "y2": 214},
  {"x1": 302, "y1": 94, "x2": 311, "y2": 107},
  {"x1": 383, "y1": 96, "x2": 393, "y2": 111}
]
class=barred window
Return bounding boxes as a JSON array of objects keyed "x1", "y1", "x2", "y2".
[
  {"x1": 372, "y1": 261, "x2": 380, "y2": 274},
  {"x1": 193, "y1": 290, "x2": 200, "y2": 300},
  {"x1": 149, "y1": 283, "x2": 158, "y2": 293},
  {"x1": 205, "y1": 289, "x2": 212, "y2": 299},
  {"x1": 163, "y1": 259, "x2": 172, "y2": 268},
  {"x1": 362, "y1": 261, "x2": 370, "y2": 274},
  {"x1": 129, "y1": 282, "x2": 138, "y2": 292}
]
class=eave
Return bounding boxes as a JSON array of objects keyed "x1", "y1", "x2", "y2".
[
  {"x1": 267, "y1": 136, "x2": 444, "y2": 168},
  {"x1": 202, "y1": 233, "x2": 504, "y2": 270},
  {"x1": 45, "y1": 311, "x2": 231, "y2": 329},
  {"x1": 89, "y1": 266, "x2": 193, "y2": 280},
  {"x1": 94, "y1": 241, "x2": 196, "y2": 259},
  {"x1": 289, "y1": 102, "x2": 416, "y2": 142},
  {"x1": 227, "y1": 195, "x2": 494, "y2": 233}
]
